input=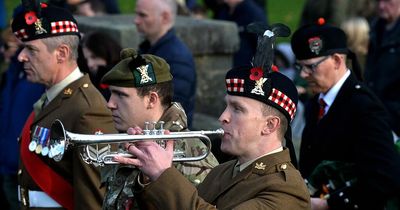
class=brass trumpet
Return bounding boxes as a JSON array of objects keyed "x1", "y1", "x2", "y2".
[{"x1": 48, "y1": 120, "x2": 224, "y2": 166}]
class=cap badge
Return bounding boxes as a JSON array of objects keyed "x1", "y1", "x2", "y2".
[
  {"x1": 255, "y1": 162, "x2": 266, "y2": 170},
  {"x1": 250, "y1": 67, "x2": 267, "y2": 96},
  {"x1": 308, "y1": 36, "x2": 323, "y2": 55},
  {"x1": 34, "y1": 18, "x2": 47, "y2": 35},
  {"x1": 137, "y1": 64, "x2": 153, "y2": 84}
]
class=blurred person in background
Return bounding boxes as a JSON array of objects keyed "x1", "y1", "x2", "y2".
[
  {"x1": 340, "y1": 17, "x2": 370, "y2": 74},
  {"x1": 211, "y1": 0, "x2": 268, "y2": 67},
  {"x1": 135, "y1": 0, "x2": 196, "y2": 129},
  {"x1": 364, "y1": 0, "x2": 400, "y2": 139},
  {"x1": 82, "y1": 31, "x2": 122, "y2": 100}
]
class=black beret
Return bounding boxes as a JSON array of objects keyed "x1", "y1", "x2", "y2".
[
  {"x1": 291, "y1": 19, "x2": 348, "y2": 60},
  {"x1": 225, "y1": 66, "x2": 298, "y2": 122},
  {"x1": 11, "y1": 3, "x2": 79, "y2": 42},
  {"x1": 101, "y1": 48, "x2": 172, "y2": 87}
]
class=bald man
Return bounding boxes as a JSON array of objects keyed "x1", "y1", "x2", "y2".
[{"x1": 135, "y1": 0, "x2": 197, "y2": 129}]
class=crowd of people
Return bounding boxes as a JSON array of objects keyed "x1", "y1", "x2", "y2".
[{"x1": 0, "y1": 0, "x2": 400, "y2": 210}]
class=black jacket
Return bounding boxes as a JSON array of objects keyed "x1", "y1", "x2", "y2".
[
  {"x1": 300, "y1": 73, "x2": 400, "y2": 210},
  {"x1": 364, "y1": 18, "x2": 400, "y2": 136}
]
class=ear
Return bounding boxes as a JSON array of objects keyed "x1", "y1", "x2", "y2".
[
  {"x1": 332, "y1": 53, "x2": 343, "y2": 70},
  {"x1": 56, "y1": 44, "x2": 70, "y2": 64},
  {"x1": 161, "y1": 10, "x2": 171, "y2": 25},
  {"x1": 146, "y1": 91, "x2": 159, "y2": 109},
  {"x1": 261, "y1": 116, "x2": 280, "y2": 135}
]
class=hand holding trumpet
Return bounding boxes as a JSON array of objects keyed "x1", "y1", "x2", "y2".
[{"x1": 113, "y1": 126, "x2": 175, "y2": 181}]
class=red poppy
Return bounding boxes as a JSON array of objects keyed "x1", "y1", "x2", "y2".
[
  {"x1": 250, "y1": 67, "x2": 263, "y2": 81},
  {"x1": 271, "y1": 65, "x2": 279, "y2": 72},
  {"x1": 25, "y1": 11, "x2": 37, "y2": 25},
  {"x1": 41, "y1": 3, "x2": 48, "y2": 8}
]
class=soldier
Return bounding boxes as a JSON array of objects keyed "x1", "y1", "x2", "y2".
[
  {"x1": 11, "y1": 2, "x2": 116, "y2": 210},
  {"x1": 100, "y1": 48, "x2": 219, "y2": 210},
  {"x1": 113, "y1": 24, "x2": 311, "y2": 209}
]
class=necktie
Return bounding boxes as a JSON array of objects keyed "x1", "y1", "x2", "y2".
[
  {"x1": 318, "y1": 98, "x2": 327, "y2": 120},
  {"x1": 33, "y1": 93, "x2": 47, "y2": 115}
]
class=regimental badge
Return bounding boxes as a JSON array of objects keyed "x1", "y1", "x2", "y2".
[
  {"x1": 34, "y1": 18, "x2": 47, "y2": 35},
  {"x1": 137, "y1": 64, "x2": 153, "y2": 84},
  {"x1": 308, "y1": 36, "x2": 323, "y2": 55},
  {"x1": 133, "y1": 63, "x2": 156, "y2": 86},
  {"x1": 251, "y1": 78, "x2": 268, "y2": 96},
  {"x1": 255, "y1": 162, "x2": 266, "y2": 170}
]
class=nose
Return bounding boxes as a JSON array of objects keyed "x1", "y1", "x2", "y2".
[
  {"x1": 17, "y1": 48, "x2": 28, "y2": 62},
  {"x1": 134, "y1": 15, "x2": 140, "y2": 25},
  {"x1": 218, "y1": 108, "x2": 230, "y2": 125},
  {"x1": 107, "y1": 96, "x2": 117, "y2": 110},
  {"x1": 300, "y1": 70, "x2": 310, "y2": 79}
]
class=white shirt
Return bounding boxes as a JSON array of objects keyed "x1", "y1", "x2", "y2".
[{"x1": 318, "y1": 70, "x2": 350, "y2": 115}]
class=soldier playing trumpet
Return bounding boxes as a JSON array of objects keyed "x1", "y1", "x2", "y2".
[{"x1": 100, "y1": 48, "x2": 219, "y2": 210}]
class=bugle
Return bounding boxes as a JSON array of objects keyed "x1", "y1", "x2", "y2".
[{"x1": 48, "y1": 119, "x2": 224, "y2": 166}]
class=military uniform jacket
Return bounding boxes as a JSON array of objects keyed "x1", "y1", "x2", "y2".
[
  {"x1": 102, "y1": 102, "x2": 219, "y2": 210},
  {"x1": 19, "y1": 74, "x2": 116, "y2": 210},
  {"x1": 300, "y1": 73, "x2": 400, "y2": 209},
  {"x1": 138, "y1": 148, "x2": 311, "y2": 210}
]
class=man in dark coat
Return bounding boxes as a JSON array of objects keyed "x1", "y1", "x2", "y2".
[
  {"x1": 364, "y1": 0, "x2": 400, "y2": 137},
  {"x1": 11, "y1": 3, "x2": 116, "y2": 209},
  {"x1": 135, "y1": 0, "x2": 196, "y2": 128},
  {"x1": 291, "y1": 19, "x2": 400, "y2": 210}
]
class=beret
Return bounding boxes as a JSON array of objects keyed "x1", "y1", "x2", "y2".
[
  {"x1": 225, "y1": 66, "x2": 298, "y2": 122},
  {"x1": 291, "y1": 19, "x2": 348, "y2": 60},
  {"x1": 12, "y1": 3, "x2": 80, "y2": 42},
  {"x1": 101, "y1": 48, "x2": 172, "y2": 87}
]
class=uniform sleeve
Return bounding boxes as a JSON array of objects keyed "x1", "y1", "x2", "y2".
[
  {"x1": 140, "y1": 167, "x2": 218, "y2": 210},
  {"x1": 140, "y1": 168, "x2": 310, "y2": 210}
]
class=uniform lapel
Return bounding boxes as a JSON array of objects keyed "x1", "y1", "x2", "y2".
[{"x1": 32, "y1": 75, "x2": 89, "y2": 125}]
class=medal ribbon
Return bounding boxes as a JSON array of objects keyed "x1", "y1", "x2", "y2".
[{"x1": 20, "y1": 112, "x2": 74, "y2": 210}]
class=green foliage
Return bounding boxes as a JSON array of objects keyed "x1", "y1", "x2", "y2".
[{"x1": 268, "y1": 0, "x2": 305, "y2": 42}]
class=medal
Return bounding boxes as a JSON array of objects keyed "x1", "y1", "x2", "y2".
[
  {"x1": 41, "y1": 146, "x2": 49, "y2": 156},
  {"x1": 29, "y1": 141, "x2": 37, "y2": 152},
  {"x1": 35, "y1": 144, "x2": 42, "y2": 154}
]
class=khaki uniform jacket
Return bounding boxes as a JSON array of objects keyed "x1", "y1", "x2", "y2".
[
  {"x1": 19, "y1": 74, "x2": 116, "y2": 210},
  {"x1": 102, "y1": 102, "x2": 219, "y2": 210},
  {"x1": 139, "y1": 148, "x2": 311, "y2": 210}
]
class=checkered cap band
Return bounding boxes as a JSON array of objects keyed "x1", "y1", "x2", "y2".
[
  {"x1": 11, "y1": 4, "x2": 80, "y2": 42},
  {"x1": 268, "y1": 88, "x2": 297, "y2": 120},
  {"x1": 226, "y1": 78, "x2": 244, "y2": 93},
  {"x1": 51, "y1": 21, "x2": 78, "y2": 34},
  {"x1": 14, "y1": 29, "x2": 28, "y2": 40}
]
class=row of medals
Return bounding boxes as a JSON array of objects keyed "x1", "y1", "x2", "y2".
[{"x1": 28, "y1": 126, "x2": 64, "y2": 160}]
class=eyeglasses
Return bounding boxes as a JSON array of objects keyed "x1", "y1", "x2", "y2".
[{"x1": 294, "y1": 56, "x2": 330, "y2": 74}]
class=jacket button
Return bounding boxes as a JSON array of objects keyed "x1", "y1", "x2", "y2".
[{"x1": 280, "y1": 164, "x2": 287, "y2": 170}]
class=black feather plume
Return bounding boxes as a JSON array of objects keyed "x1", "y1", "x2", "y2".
[{"x1": 246, "y1": 22, "x2": 291, "y2": 73}]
